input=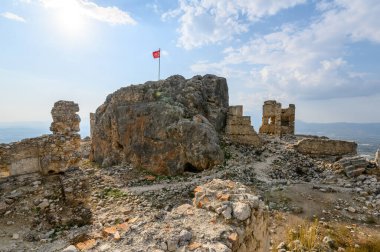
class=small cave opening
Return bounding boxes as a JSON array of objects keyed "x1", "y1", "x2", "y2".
[
  {"x1": 184, "y1": 163, "x2": 200, "y2": 173},
  {"x1": 48, "y1": 170, "x2": 56, "y2": 174}
]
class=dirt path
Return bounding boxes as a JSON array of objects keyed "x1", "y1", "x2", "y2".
[{"x1": 252, "y1": 154, "x2": 279, "y2": 183}]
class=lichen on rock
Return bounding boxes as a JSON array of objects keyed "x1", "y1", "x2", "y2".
[{"x1": 91, "y1": 74, "x2": 229, "y2": 175}]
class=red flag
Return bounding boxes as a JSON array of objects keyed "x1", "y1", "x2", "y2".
[{"x1": 152, "y1": 50, "x2": 160, "y2": 59}]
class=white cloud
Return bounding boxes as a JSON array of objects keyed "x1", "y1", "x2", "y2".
[
  {"x1": 191, "y1": 0, "x2": 380, "y2": 104},
  {"x1": 39, "y1": 0, "x2": 136, "y2": 25},
  {"x1": 1, "y1": 12, "x2": 26, "y2": 22},
  {"x1": 163, "y1": 0, "x2": 306, "y2": 49}
]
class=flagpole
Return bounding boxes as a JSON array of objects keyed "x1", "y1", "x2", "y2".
[{"x1": 158, "y1": 48, "x2": 161, "y2": 80}]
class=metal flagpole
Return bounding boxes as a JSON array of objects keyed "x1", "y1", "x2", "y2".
[{"x1": 158, "y1": 48, "x2": 161, "y2": 80}]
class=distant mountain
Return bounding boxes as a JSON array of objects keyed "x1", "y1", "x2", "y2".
[
  {"x1": 0, "y1": 121, "x2": 90, "y2": 144},
  {"x1": 296, "y1": 120, "x2": 380, "y2": 158},
  {"x1": 296, "y1": 121, "x2": 380, "y2": 137}
]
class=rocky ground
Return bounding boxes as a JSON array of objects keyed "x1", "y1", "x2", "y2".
[{"x1": 0, "y1": 135, "x2": 379, "y2": 252}]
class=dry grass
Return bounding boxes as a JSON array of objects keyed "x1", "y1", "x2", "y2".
[
  {"x1": 285, "y1": 219, "x2": 320, "y2": 251},
  {"x1": 274, "y1": 216, "x2": 380, "y2": 252},
  {"x1": 331, "y1": 225, "x2": 380, "y2": 252}
]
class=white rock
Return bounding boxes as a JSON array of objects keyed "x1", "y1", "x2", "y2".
[
  {"x1": 348, "y1": 207, "x2": 356, "y2": 213},
  {"x1": 62, "y1": 245, "x2": 78, "y2": 252},
  {"x1": 232, "y1": 202, "x2": 251, "y2": 221},
  {"x1": 38, "y1": 199, "x2": 50, "y2": 210},
  {"x1": 12, "y1": 233, "x2": 19, "y2": 240}
]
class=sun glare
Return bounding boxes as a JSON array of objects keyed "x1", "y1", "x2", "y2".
[{"x1": 49, "y1": 0, "x2": 89, "y2": 39}]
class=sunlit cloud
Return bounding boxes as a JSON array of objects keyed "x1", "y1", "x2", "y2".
[
  {"x1": 39, "y1": 0, "x2": 137, "y2": 25},
  {"x1": 1, "y1": 12, "x2": 26, "y2": 22},
  {"x1": 163, "y1": 0, "x2": 306, "y2": 49},
  {"x1": 190, "y1": 0, "x2": 380, "y2": 103}
]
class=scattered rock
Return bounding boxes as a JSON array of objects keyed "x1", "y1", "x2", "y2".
[
  {"x1": 232, "y1": 202, "x2": 251, "y2": 221},
  {"x1": 12, "y1": 233, "x2": 20, "y2": 240}
]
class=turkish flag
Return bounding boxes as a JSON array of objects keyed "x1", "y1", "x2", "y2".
[{"x1": 152, "y1": 50, "x2": 160, "y2": 59}]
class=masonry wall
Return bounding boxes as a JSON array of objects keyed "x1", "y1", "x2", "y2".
[
  {"x1": 294, "y1": 138, "x2": 357, "y2": 157},
  {"x1": 225, "y1": 105, "x2": 262, "y2": 147},
  {"x1": 0, "y1": 101, "x2": 81, "y2": 177}
]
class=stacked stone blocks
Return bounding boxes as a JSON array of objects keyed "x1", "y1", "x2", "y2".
[{"x1": 225, "y1": 106, "x2": 262, "y2": 147}]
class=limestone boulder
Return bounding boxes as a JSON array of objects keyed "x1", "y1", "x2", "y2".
[{"x1": 91, "y1": 75, "x2": 229, "y2": 175}]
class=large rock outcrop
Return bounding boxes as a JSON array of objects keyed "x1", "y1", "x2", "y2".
[{"x1": 91, "y1": 75, "x2": 229, "y2": 175}]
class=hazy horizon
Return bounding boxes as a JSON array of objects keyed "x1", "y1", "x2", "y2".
[
  {"x1": 1, "y1": 121, "x2": 379, "y2": 159},
  {"x1": 1, "y1": 0, "x2": 380, "y2": 125}
]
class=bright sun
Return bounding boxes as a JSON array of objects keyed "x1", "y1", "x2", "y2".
[{"x1": 49, "y1": 0, "x2": 88, "y2": 39}]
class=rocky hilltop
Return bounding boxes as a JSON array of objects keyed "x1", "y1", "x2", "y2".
[
  {"x1": 0, "y1": 75, "x2": 379, "y2": 252},
  {"x1": 91, "y1": 75, "x2": 229, "y2": 175}
]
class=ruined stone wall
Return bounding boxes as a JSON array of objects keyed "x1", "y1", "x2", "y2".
[
  {"x1": 259, "y1": 100, "x2": 295, "y2": 136},
  {"x1": 225, "y1": 105, "x2": 262, "y2": 147},
  {"x1": 281, "y1": 104, "x2": 295, "y2": 135},
  {"x1": 0, "y1": 101, "x2": 81, "y2": 177},
  {"x1": 294, "y1": 138, "x2": 357, "y2": 157}
]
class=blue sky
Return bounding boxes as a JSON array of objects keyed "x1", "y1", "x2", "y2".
[{"x1": 1, "y1": 0, "x2": 380, "y2": 132}]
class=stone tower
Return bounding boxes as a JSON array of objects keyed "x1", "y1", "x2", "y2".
[{"x1": 259, "y1": 100, "x2": 295, "y2": 136}]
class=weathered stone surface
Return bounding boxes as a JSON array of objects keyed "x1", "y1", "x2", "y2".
[
  {"x1": 0, "y1": 101, "x2": 81, "y2": 176},
  {"x1": 294, "y1": 138, "x2": 357, "y2": 157},
  {"x1": 225, "y1": 106, "x2": 262, "y2": 147},
  {"x1": 375, "y1": 149, "x2": 380, "y2": 167},
  {"x1": 50, "y1": 101, "x2": 80, "y2": 134},
  {"x1": 334, "y1": 156, "x2": 369, "y2": 177},
  {"x1": 259, "y1": 100, "x2": 295, "y2": 136},
  {"x1": 91, "y1": 75, "x2": 228, "y2": 175}
]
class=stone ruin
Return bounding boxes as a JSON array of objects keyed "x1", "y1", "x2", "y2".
[
  {"x1": 0, "y1": 101, "x2": 81, "y2": 177},
  {"x1": 259, "y1": 100, "x2": 295, "y2": 136},
  {"x1": 294, "y1": 138, "x2": 357, "y2": 157},
  {"x1": 90, "y1": 76, "x2": 302, "y2": 175},
  {"x1": 225, "y1": 105, "x2": 262, "y2": 147}
]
